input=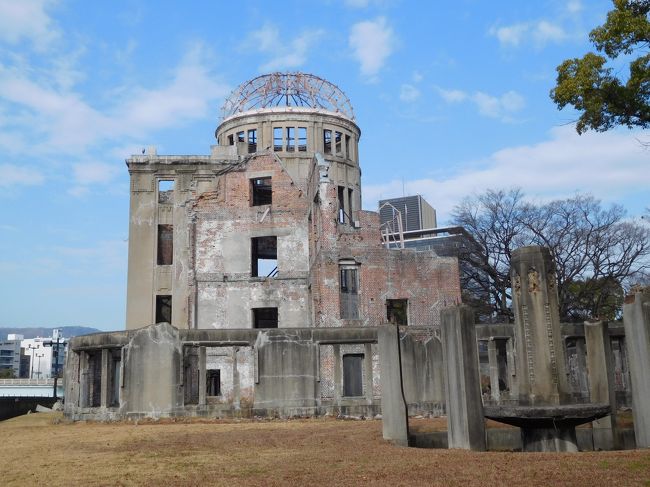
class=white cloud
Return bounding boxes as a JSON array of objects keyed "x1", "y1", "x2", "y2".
[
  {"x1": 0, "y1": 43, "x2": 229, "y2": 154},
  {"x1": 118, "y1": 43, "x2": 230, "y2": 133},
  {"x1": 490, "y1": 23, "x2": 528, "y2": 47},
  {"x1": 435, "y1": 87, "x2": 468, "y2": 103},
  {"x1": 490, "y1": 20, "x2": 566, "y2": 48},
  {"x1": 363, "y1": 127, "x2": 650, "y2": 220},
  {"x1": 399, "y1": 84, "x2": 420, "y2": 102},
  {"x1": 533, "y1": 21, "x2": 566, "y2": 45},
  {"x1": 0, "y1": 0, "x2": 58, "y2": 49},
  {"x1": 566, "y1": 0, "x2": 582, "y2": 14},
  {"x1": 349, "y1": 17, "x2": 395, "y2": 77},
  {"x1": 0, "y1": 164, "x2": 45, "y2": 188},
  {"x1": 436, "y1": 87, "x2": 525, "y2": 121},
  {"x1": 246, "y1": 23, "x2": 325, "y2": 72}
]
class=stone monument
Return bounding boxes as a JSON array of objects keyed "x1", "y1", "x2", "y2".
[{"x1": 484, "y1": 246, "x2": 609, "y2": 452}]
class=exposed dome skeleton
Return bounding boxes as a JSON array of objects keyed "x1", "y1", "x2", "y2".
[{"x1": 220, "y1": 72, "x2": 355, "y2": 121}]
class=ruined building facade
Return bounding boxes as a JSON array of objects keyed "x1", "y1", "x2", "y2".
[
  {"x1": 125, "y1": 74, "x2": 459, "y2": 333},
  {"x1": 64, "y1": 73, "x2": 460, "y2": 419}
]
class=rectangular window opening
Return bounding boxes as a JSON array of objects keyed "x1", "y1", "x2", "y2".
[
  {"x1": 158, "y1": 180, "x2": 174, "y2": 204},
  {"x1": 228, "y1": 134, "x2": 234, "y2": 146},
  {"x1": 273, "y1": 127, "x2": 283, "y2": 151},
  {"x1": 155, "y1": 295, "x2": 172, "y2": 324},
  {"x1": 157, "y1": 224, "x2": 173, "y2": 265},
  {"x1": 386, "y1": 299, "x2": 408, "y2": 325},
  {"x1": 343, "y1": 354, "x2": 364, "y2": 397},
  {"x1": 323, "y1": 129, "x2": 332, "y2": 154},
  {"x1": 247, "y1": 129, "x2": 257, "y2": 153},
  {"x1": 337, "y1": 186, "x2": 346, "y2": 224},
  {"x1": 339, "y1": 265, "x2": 359, "y2": 319},
  {"x1": 237, "y1": 131, "x2": 245, "y2": 143},
  {"x1": 298, "y1": 127, "x2": 307, "y2": 152},
  {"x1": 335, "y1": 131, "x2": 342, "y2": 155},
  {"x1": 206, "y1": 369, "x2": 221, "y2": 396},
  {"x1": 251, "y1": 177, "x2": 272, "y2": 206},
  {"x1": 286, "y1": 127, "x2": 295, "y2": 152},
  {"x1": 251, "y1": 236, "x2": 278, "y2": 278},
  {"x1": 253, "y1": 307, "x2": 278, "y2": 328},
  {"x1": 348, "y1": 188, "x2": 354, "y2": 218},
  {"x1": 345, "y1": 134, "x2": 351, "y2": 159}
]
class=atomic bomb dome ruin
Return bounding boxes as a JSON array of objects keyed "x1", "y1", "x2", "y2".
[
  {"x1": 64, "y1": 72, "x2": 461, "y2": 421},
  {"x1": 63, "y1": 73, "x2": 650, "y2": 454}
]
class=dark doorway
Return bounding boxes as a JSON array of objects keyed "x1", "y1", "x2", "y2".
[
  {"x1": 206, "y1": 369, "x2": 221, "y2": 396},
  {"x1": 343, "y1": 354, "x2": 363, "y2": 397}
]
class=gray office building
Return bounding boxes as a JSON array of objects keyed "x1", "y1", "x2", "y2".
[{"x1": 379, "y1": 195, "x2": 437, "y2": 232}]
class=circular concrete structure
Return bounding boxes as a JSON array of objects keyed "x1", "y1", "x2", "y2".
[
  {"x1": 215, "y1": 73, "x2": 362, "y2": 211},
  {"x1": 484, "y1": 403, "x2": 611, "y2": 452}
]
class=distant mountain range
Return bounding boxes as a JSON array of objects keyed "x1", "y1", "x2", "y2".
[{"x1": 0, "y1": 326, "x2": 101, "y2": 340}]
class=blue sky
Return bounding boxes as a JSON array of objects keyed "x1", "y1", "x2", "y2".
[{"x1": 0, "y1": 0, "x2": 647, "y2": 331}]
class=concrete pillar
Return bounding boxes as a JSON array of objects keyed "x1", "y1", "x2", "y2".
[
  {"x1": 364, "y1": 343, "x2": 373, "y2": 405},
  {"x1": 100, "y1": 349, "x2": 109, "y2": 408},
  {"x1": 79, "y1": 352, "x2": 89, "y2": 408},
  {"x1": 233, "y1": 347, "x2": 241, "y2": 410},
  {"x1": 441, "y1": 305, "x2": 486, "y2": 451},
  {"x1": 584, "y1": 320, "x2": 619, "y2": 450},
  {"x1": 574, "y1": 337, "x2": 589, "y2": 396},
  {"x1": 198, "y1": 346, "x2": 206, "y2": 407},
  {"x1": 622, "y1": 289, "x2": 650, "y2": 448},
  {"x1": 333, "y1": 344, "x2": 342, "y2": 405},
  {"x1": 510, "y1": 246, "x2": 570, "y2": 405},
  {"x1": 487, "y1": 338, "x2": 500, "y2": 402},
  {"x1": 506, "y1": 337, "x2": 518, "y2": 398},
  {"x1": 378, "y1": 325, "x2": 409, "y2": 446}
]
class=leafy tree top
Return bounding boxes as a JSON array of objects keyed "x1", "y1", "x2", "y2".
[{"x1": 551, "y1": 0, "x2": 650, "y2": 133}]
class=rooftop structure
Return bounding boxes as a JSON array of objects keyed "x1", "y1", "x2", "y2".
[{"x1": 220, "y1": 72, "x2": 355, "y2": 121}]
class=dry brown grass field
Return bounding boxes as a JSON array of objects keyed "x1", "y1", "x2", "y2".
[{"x1": 1, "y1": 412, "x2": 649, "y2": 486}]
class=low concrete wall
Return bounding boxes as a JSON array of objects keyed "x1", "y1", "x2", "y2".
[
  {"x1": 411, "y1": 427, "x2": 637, "y2": 451},
  {"x1": 66, "y1": 324, "x2": 438, "y2": 421},
  {"x1": 0, "y1": 397, "x2": 57, "y2": 421}
]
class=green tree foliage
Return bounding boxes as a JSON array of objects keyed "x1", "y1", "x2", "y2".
[
  {"x1": 0, "y1": 368, "x2": 16, "y2": 379},
  {"x1": 452, "y1": 189, "x2": 650, "y2": 322},
  {"x1": 550, "y1": 0, "x2": 650, "y2": 133}
]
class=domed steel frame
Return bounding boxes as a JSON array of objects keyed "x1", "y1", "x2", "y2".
[{"x1": 221, "y1": 72, "x2": 355, "y2": 121}]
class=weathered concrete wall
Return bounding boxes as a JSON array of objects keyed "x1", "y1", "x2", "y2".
[
  {"x1": 64, "y1": 324, "x2": 447, "y2": 421},
  {"x1": 475, "y1": 321, "x2": 631, "y2": 406},
  {"x1": 399, "y1": 328, "x2": 445, "y2": 415},
  {"x1": 253, "y1": 329, "x2": 318, "y2": 412},
  {"x1": 585, "y1": 320, "x2": 620, "y2": 450},
  {"x1": 124, "y1": 323, "x2": 183, "y2": 417},
  {"x1": 441, "y1": 305, "x2": 485, "y2": 450},
  {"x1": 190, "y1": 153, "x2": 312, "y2": 330},
  {"x1": 378, "y1": 325, "x2": 409, "y2": 446},
  {"x1": 622, "y1": 288, "x2": 650, "y2": 448},
  {"x1": 125, "y1": 149, "x2": 238, "y2": 330}
]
